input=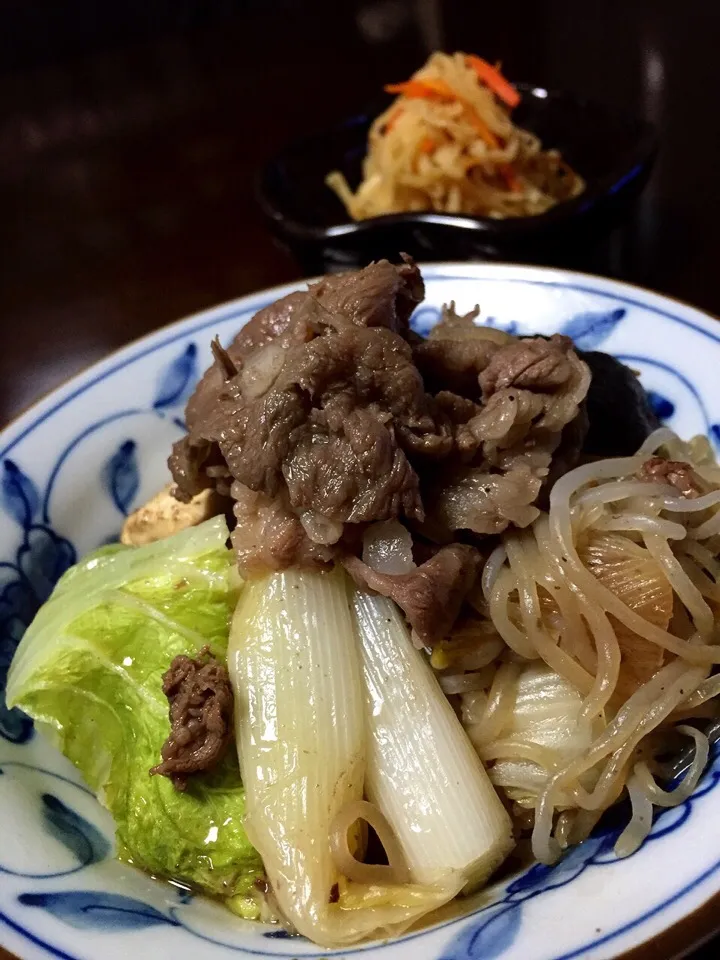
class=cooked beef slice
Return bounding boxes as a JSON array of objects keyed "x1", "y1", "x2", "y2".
[
  {"x1": 305, "y1": 254, "x2": 424, "y2": 335},
  {"x1": 230, "y1": 480, "x2": 337, "y2": 574},
  {"x1": 413, "y1": 304, "x2": 511, "y2": 398},
  {"x1": 638, "y1": 457, "x2": 702, "y2": 498},
  {"x1": 344, "y1": 544, "x2": 482, "y2": 645},
  {"x1": 151, "y1": 648, "x2": 234, "y2": 791},
  {"x1": 170, "y1": 259, "x2": 426, "y2": 502},
  {"x1": 423, "y1": 335, "x2": 590, "y2": 537},
  {"x1": 479, "y1": 334, "x2": 578, "y2": 397},
  {"x1": 184, "y1": 324, "x2": 443, "y2": 527},
  {"x1": 168, "y1": 260, "x2": 594, "y2": 618},
  {"x1": 423, "y1": 463, "x2": 545, "y2": 536}
]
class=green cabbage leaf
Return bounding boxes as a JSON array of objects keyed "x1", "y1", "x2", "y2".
[{"x1": 7, "y1": 517, "x2": 263, "y2": 903}]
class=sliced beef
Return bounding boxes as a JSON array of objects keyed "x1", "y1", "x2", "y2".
[
  {"x1": 231, "y1": 291, "x2": 315, "y2": 357},
  {"x1": 171, "y1": 259, "x2": 427, "y2": 504},
  {"x1": 151, "y1": 648, "x2": 234, "y2": 791},
  {"x1": 192, "y1": 325, "x2": 436, "y2": 528},
  {"x1": 184, "y1": 293, "x2": 315, "y2": 442},
  {"x1": 414, "y1": 304, "x2": 510, "y2": 398},
  {"x1": 181, "y1": 258, "x2": 421, "y2": 440},
  {"x1": 479, "y1": 334, "x2": 577, "y2": 397},
  {"x1": 168, "y1": 438, "x2": 217, "y2": 500},
  {"x1": 415, "y1": 338, "x2": 498, "y2": 399},
  {"x1": 306, "y1": 255, "x2": 423, "y2": 335},
  {"x1": 580, "y1": 351, "x2": 660, "y2": 456},
  {"x1": 231, "y1": 481, "x2": 336, "y2": 574},
  {"x1": 638, "y1": 457, "x2": 702, "y2": 498},
  {"x1": 168, "y1": 261, "x2": 593, "y2": 591},
  {"x1": 423, "y1": 335, "x2": 590, "y2": 538},
  {"x1": 433, "y1": 391, "x2": 485, "y2": 461},
  {"x1": 344, "y1": 544, "x2": 482, "y2": 645}
]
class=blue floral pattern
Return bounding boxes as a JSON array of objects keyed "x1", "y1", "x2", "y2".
[
  {"x1": 153, "y1": 343, "x2": 198, "y2": 410},
  {"x1": 0, "y1": 763, "x2": 111, "y2": 879},
  {"x1": 0, "y1": 343, "x2": 197, "y2": 745},
  {"x1": 18, "y1": 891, "x2": 179, "y2": 932},
  {"x1": 439, "y1": 750, "x2": 720, "y2": 960},
  {"x1": 647, "y1": 391, "x2": 675, "y2": 421},
  {"x1": 1, "y1": 460, "x2": 40, "y2": 530},
  {"x1": 103, "y1": 440, "x2": 140, "y2": 517},
  {"x1": 41, "y1": 793, "x2": 111, "y2": 869},
  {"x1": 0, "y1": 459, "x2": 75, "y2": 744},
  {"x1": 559, "y1": 308, "x2": 627, "y2": 350}
]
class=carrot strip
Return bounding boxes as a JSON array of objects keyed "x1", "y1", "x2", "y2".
[
  {"x1": 465, "y1": 55, "x2": 521, "y2": 109},
  {"x1": 384, "y1": 78, "x2": 457, "y2": 99},
  {"x1": 418, "y1": 136, "x2": 436, "y2": 154},
  {"x1": 385, "y1": 78, "x2": 499, "y2": 148},
  {"x1": 499, "y1": 163, "x2": 522, "y2": 193}
]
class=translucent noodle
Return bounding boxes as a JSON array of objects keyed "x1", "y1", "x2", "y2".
[
  {"x1": 576, "y1": 602, "x2": 621, "y2": 722},
  {"x1": 634, "y1": 726, "x2": 709, "y2": 807},
  {"x1": 594, "y1": 514, "x2": 687, "y2": 539},
  {"x1": 644, "y1": 535, "x2": 714, "y2": 636},
  {"x1": 489, "y1": 569, "x2": 537, "y2": 660},
  {"x1": 466, "y1": 661, "x2": 521, "y2": 746},
  {"x1": 482, "y1": 545, "x2": 507, "y2": 600},
  {"x1": 679, "y1": 675, "x2": 720, "y2": 710},
  {"x1": 479, "y1": 740, "x2": 559, "y2": 769},
  {"x1": 461, "y1": 431, "x2": 720, "y2": 865},
  {"x1": 614, "y1": 772, "x2": 654, "y2": 856},
  {"x1": 504, "y1": 533, "x2": 596, "y2": 696},
  {"x1": 548, "y1": 467, "x2": 720, "y2": 663}
]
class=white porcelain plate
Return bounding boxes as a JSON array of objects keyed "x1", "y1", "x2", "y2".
[{"x1": 1, "y1": 263, "x2": 720, "y2": 960}]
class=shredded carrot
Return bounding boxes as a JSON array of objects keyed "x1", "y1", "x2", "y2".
[
  {"x1": 418, "y1": 136, "x2": 436, "y2": 155},
  {"x1": 465, "y1": 55, "x2": 521, "y2": 109},
  {"x1": 384, "y1": 78, "x2": 457, "y2": 100},
  {"x1": 385, "y1": 77, "x2": 499, "y2": 148},
  {"x1": 499, "y1": 163, "x2": 522, "y2": 193},
  {"x1": 465, "y1": 110, "x2": 500, "y2": 148}
]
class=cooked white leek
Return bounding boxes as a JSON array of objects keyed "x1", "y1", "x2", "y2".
[
  {"x1": 352, "y1": 589, "x2": 514, "y2": 891},
  {"x1": 229, "y1": 568, "x2": 455, "y2": 946}
]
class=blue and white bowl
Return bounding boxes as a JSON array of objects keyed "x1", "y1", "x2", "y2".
[{"x1": 1, "y1": 264, "x2": 719, "y2": 960}]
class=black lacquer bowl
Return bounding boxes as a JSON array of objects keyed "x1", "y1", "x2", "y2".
[{"x1": 257, "y1": 85, "x2": 657, "y2": 273}]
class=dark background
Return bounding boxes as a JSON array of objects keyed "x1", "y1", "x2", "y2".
[
  {"x1": 2, "y1": 0, "x2": 719, "y2": 428},
  {"x1": 0, "y1": 2, "x2": 718, "y2": 956}
]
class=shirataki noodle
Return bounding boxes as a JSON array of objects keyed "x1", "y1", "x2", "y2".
[{"x1": 442, "y1": 429, "x2": 720, "y2": 863}]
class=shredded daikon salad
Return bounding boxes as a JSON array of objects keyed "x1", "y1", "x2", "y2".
[{"x1": 327, "y1": 51, "x2": 585, "y2": 219}]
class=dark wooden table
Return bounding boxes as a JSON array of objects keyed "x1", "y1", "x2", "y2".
[{"x1": 1, "y1": 1, "x2": 719, "y2": 957}]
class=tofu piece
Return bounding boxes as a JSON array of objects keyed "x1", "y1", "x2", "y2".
[{"x1": 120, "y1": 485, "x2": 220, "y2": 546}]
